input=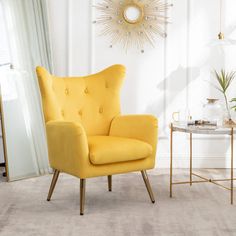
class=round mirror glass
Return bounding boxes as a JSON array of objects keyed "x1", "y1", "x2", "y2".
[{"x1": 123, "y1": 5, "x2": 143, "y2": 24}]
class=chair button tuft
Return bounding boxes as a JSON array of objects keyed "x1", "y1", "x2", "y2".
[
  {"x1": 61, "y1": 110, "x2": 64, "y2": 116},
  {"x1": 78, "y1": 110, "x2": 82, "y2": 116},
  {"x1": 99, "y1": 107, "x2": 103, "y2": 113},
  {"x1": 65, "y1": 88, "x2": 69, "y2": 95},
  {"x1": 105, "y1": 82, "x2": 109, "y2": 88},
  {"x1": 84, "y1": 88, "x2": 89, "y2": 94}
]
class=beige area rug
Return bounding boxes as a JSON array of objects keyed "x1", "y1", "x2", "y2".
[{"x1": 0, "y1": 169, "x2": 236, "y2": 236}]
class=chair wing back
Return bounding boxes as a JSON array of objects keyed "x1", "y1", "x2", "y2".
[{"x1": 36, "y1": 65, "x2": 126, "y2": 135}]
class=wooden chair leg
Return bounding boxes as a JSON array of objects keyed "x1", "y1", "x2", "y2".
[
  {"x1": 108, "y1": 175, "x2": 112, "y2": 191},
  {"x1": 141, "y1": 170, "x2": 155, "y2": 203},
  {"x1": 80, "y1": 179, "x2": 86, "y2": 215},
  {"x1": 47, "y1": 169, "x2": 60, "y2": 201}
]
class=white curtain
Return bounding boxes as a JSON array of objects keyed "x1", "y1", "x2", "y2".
[{"x1": 2, "y1": 0, "x2": 53, "y2": 178}]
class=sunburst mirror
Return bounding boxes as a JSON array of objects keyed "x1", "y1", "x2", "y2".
[{"x1": 94, "y1": 0, "x2": 173, "y2": 52}]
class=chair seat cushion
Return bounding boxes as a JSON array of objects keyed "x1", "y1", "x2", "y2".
[{"x1": 88, "y1": 136, "x2": 152, "y2": 165}]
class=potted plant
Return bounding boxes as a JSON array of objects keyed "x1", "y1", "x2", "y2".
[{"x1": 213, "y1": 69, "x2": 236, "y2": 125}]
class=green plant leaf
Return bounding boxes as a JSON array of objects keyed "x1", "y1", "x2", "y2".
[
  {"x1": 213, "y1": 69, "x2": 236, "y2": 94},
  {"x1": 230, "y1": 98, "x2": 236, "y2": 102}
]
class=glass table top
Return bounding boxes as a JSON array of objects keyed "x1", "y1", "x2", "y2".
[{"x1": 171, "y1": 122, "x2": 236, "y2": 135}]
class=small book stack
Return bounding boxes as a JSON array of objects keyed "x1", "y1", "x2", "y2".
[{"x1": 187, "y1": 120, "x2": 217, "y2": 129}]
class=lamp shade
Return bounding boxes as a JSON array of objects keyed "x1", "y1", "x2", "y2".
[{"x1": 207, "y1": 37, "x2": 236, "y2": 47}]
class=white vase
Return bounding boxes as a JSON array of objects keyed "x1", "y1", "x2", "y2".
[{"x1": 202, "y1": 98, "x2": 222, "y2": 124}]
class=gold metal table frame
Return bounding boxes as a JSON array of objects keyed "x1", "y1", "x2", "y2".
[{"x1": 170, "y1": 123, "x2": 235, "y2": 204}]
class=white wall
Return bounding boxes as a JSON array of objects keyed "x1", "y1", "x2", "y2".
[{"x1": 48, "y1": 0, "x2": 236, "y2": 168}]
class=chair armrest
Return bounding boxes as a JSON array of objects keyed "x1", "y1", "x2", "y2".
[
  {"x1": 46, "y1": 121, "x2": 89, "y2": 177},
  {"x1": 109, "y1": 115, "x2": 158, "y2": 160}
]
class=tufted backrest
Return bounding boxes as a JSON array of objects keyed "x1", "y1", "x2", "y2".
[{"x1": 36, "y1": 65, "x2": 126, "y2": 135}]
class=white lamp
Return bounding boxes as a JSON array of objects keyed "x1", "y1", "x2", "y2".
[{"x1": 208, "y1": 0, "x2": 236, "y2": 47}]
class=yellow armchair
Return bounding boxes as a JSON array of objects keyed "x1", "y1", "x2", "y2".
[{"x1": 36, "y1": 65, "x2": 158, "y2": 215}]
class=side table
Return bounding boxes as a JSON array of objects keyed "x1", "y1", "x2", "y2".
[{"x1": 170, "y1": 122, "x2": 235, "y2": 204}]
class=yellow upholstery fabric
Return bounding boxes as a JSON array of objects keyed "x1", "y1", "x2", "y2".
[
  {"x1": 88, "y1": 136, "x2": 152, "y2": 165},
  {"x1": 37, "y1": 65, "x2": 125, "y2": 135},
  {"x1": 110, "y1": 115, "x2": 158, "y2": 168},
  {"x1": 36, "y1": 65, "x2": 158, "y2": 179}
]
